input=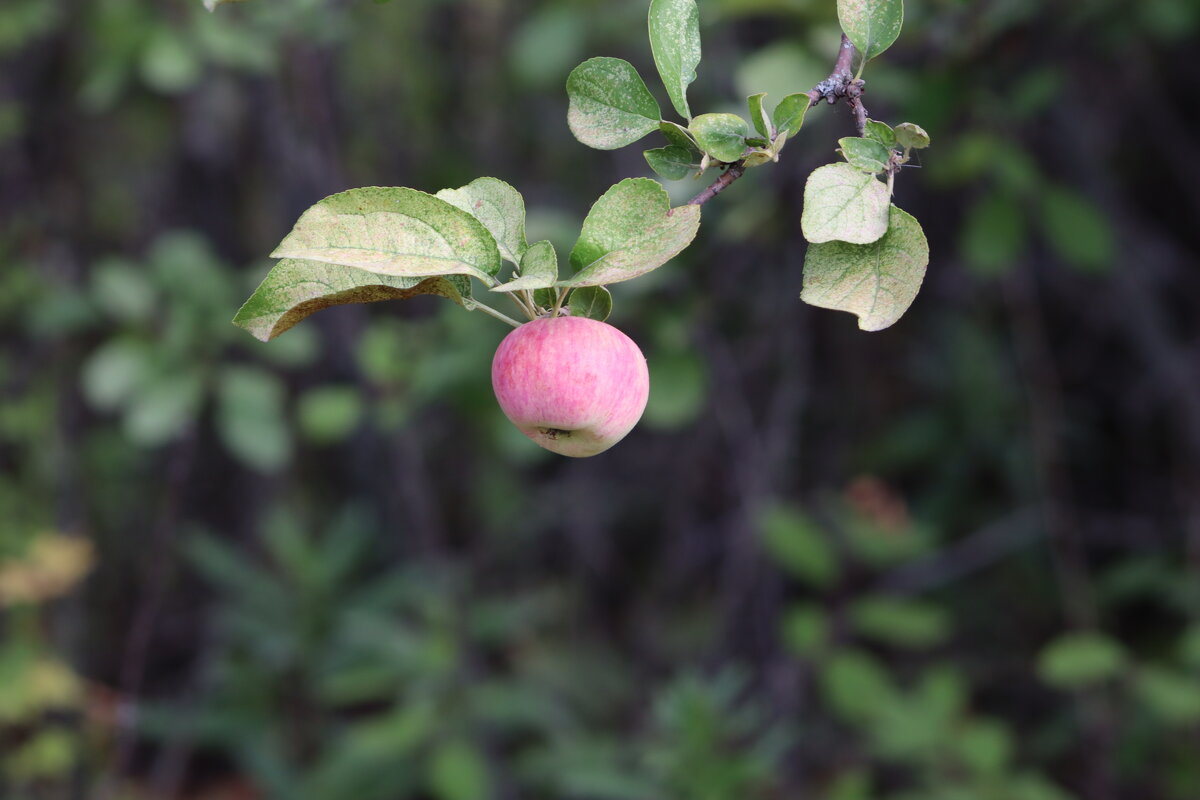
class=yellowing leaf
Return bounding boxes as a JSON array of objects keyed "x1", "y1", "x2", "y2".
[
  {"x1": 0, "y1": 534, "x2": 94, "y2": 606},
  {"x1": 801, "y1": 163, "x2": 890, "y2": 244},
  {"x1": 801, "y1": 204, "x2": 928, "y2": 331}
]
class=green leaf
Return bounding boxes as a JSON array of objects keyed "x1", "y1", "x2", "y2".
[
  {"x1": 893, "y1": 121, "x2": 930, "y2": 149},
  {"x1": 863, "y1": 119, "x2": 895, "y2": 147},
  {"x1": 492, "y1": 240, "x2": 558, "y2": 293},
  {"x1": 821, "y1": 650, "x2": 897, "y2": 723},
  {"x1": 644, "y1": 145, "x2": 694, "y2": 180},
  {"x1": 216, "y1": 366, "x2": 291, "y2": 473},
  {"x1": 1134, "y1": 666, "x2": 1200, "y2": 725},
  {"x1": 297, "y1": 385, "x2": 363, "y2": 444},
  {"x1": 1038, "y1": 185, "x2": 1113, "y2": 272},
  {"x1": 659, "y1": 120, "x2": 699, "y2": 153},
  {"x1": 747, "y1": 92, "x2": 772, "y2": 138},
  {"x1": 1037, "y1": 631, "x2": 1126, "y2": 689},
  {"x1": 801, "y1": 163, "x2": 891, "y2": 244},
  {"x1": 782, "y1": 605, "x2": 828, "y2": 657},
  {"x1": 269, "y1": 187, "x2": 502, "y2": 284},
  {"x1": 428, "y1": 740, "x2": 488, "y2": 800},
  {"x1": 203, "y1": 0, "x2": 247, "y2": 10},
  {"x1": 435, "y1": 177, "x2": 529, "y2": 265},
  {"x1": 758, "y1": 505, "x2": 838, "y2": 587},
  {"x1": 561, "y1": 178, "x2": 701, "y2": 287},
  {"x1": 849, "y1": 596, "x2": 950, "y2": 648},
  {"x1": 648, "y1": 0, "x2": 701, "y2": 120},
  {"x1": 689, "y1": 112, "x2": 749, "y2": 163},
  {"x1": 839, "y1": 136, "x2": 892, "y2": 173},
  {"x1": 960, "y1": 191, "x2": 1026, "y2": 277},
  {"x1": 802, "y1": 204, "x2": 929, "y2": 331},
  {"x1": 837, "y1": 0, "x2": 904, "y2": 63},
  {"x1": 567, "y1": 285, "x2": 612, "y2": 321},
  {"x1": 233, "y1": 259, "x2": 473, "y2": 342},
  {"x1": 566, "y1": 57, "x2": 661, "y2": 150}
]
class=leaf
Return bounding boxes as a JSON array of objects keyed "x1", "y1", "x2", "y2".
[
  {"x1": 644, "y1": 145, "x2": 694, "y2": 180},
  {"x1": 648, "y1": 0, "x2": 701, "y2": 120},
  {"x1": 801, "y1": 163, "x2": 891, "y2": 244},
  {"x1": 849, "y1": 596, "x2": 950, "y2": 648},
  {"x1": 297, "y1": 386, "x2": 363, "y2": 444},
  {"x1": 893, "y1": 121, "x2": 930, "y2": 149},
  {"x1": 772, "y1": 92, "x2": 811, "y2": 138},
  {"x1": 1037, "y1": 631, "x2": 1126, "y2": 689},
  {"x1": 837, "y1": 0, "x2": 904, "y2": 63},
  {"x1": 821, "y1": 650, "x2": 897, "y2": 723},
  {"x1": 492, "y1": 239, "x2": 558, "y2": 292},
  {"x1": 428, "y1": 740, "x2": 488, "y2": 800},
  {"x1": 839, "y1": 136, "x2": 892, "y2": 173},
  {"x1": 863, "y1": 119, "x2": 895, "y2": 147},
  {"x1": 233, "y1": 258, "x2": 473, "y2": 342},
  {"x1": 560, "y1": 178, "x2": 701, "y2": 287},
  {"x1": 758, "y1": 505, "x2": 837, "y2": 588},
  {"x1": 689, "y1": 112, "x2": 749, "y2": 163},
  {"x1": 435, "y1": 177, "x2": 529, "y2": 265},
  {"x1": 203, "y1": 0, "x2": 247, "y2": 10},
  {"x1": 269, "y1": 187, "x2": 502, "y2": 284},
  {"x1": 960, "y1": 190, "x2": 1026, "y2": 277},
  {"x1": 567, "y1": 285, "x2": 612, "y2": 321},
  {"x1": 659, "y1": 120, "x2": 699, "y2": 153},
  {"x1": 1038, "y1": 185, "x2": 1113, "y2": 272},
  {"x1": 747, "y1": 93, "x2": 772, "y2": 138},
  {"x1": 1134, "y1": 666, "x2": 1200, "y2": 725},
  {"x1": 566, "y1": 57, "x2": 661, "y2": 150},
  {"x1": 216, "y1": 366, "x2": 292, "y2": 473},
  {"x1": 802, "y1": 204, "x2": 929, "y2": 331}
]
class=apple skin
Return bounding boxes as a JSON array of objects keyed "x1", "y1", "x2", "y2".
[{"x1": 491, "y1": 316, "x2": 650, "y2": 457}]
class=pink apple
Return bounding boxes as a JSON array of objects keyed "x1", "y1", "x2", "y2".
[{"x1": 491, "y1": 315, "x2": 650, "y2": 457}]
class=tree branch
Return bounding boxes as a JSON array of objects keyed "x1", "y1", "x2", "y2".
[{"x1": 687, "y1": 34, "x2": 869, "y2": 207}]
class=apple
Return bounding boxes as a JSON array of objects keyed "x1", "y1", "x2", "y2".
[{"x1": 491, "y1": 316, "x2": 650, "y2": 457}]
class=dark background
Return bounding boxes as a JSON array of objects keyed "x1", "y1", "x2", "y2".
[{"x1": 2, "y1": 0, "x2": 1199, "y2": 797}]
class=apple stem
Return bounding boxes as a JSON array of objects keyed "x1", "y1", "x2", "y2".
[
  {"x1": 508, "y1": 291, "x2": 538, "y2": 320},
  {"x1": 550, "y1": 287, "x2": 569, "y2": 318},
  {"x1": 474, "y1": 300, "x2": 523, "y2": 328}
]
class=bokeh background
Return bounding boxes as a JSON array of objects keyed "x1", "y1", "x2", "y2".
[{"x1": 3, "y1": 0, "x2": 1200, "y2": 797}]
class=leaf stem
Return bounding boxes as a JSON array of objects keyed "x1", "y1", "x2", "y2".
[
  {"x1": 688, "y1": 33, "x2": 868, "y2": 207},
  {"x1": 474, "y1": 300, "x2": 524, "y2": 328},
  {"x1": 551, "y1": 287, "x2": 569, "y2": 318}
]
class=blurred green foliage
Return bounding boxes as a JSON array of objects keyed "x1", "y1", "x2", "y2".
[{"x1": 2, "y1": 0, "x2": 1199, "y2": 798}]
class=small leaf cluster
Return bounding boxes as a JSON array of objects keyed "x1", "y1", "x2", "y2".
[
  {"x1": 566, "y1": 0, "x2": 810, "y2": 180},
  {"x1": 801, "y1": 117, "x2": 931, "y2": 331}
]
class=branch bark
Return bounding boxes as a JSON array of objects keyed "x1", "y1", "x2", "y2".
[{"x1": 687, "y1": 34, "x2": 869, "y2": 206}]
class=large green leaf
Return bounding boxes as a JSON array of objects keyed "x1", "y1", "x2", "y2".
[
  {"x1": 436, "y1": 177, "x2": 529, "y2": 265},
  {"x1": 566, "y1": 57, "x2": 661, "y2": 150},
  {"x1": 801, "y1": 204, "x2": 928, "y2": 331},
  {"x1": 561, "y1": 178, "x2": 700, "y2": 287},
  {"x1": 801, "y1": 163, "x2": 891, "y2": 244},
  {"x1": 837, "y1": 0, "x2": 904, "y2": 63},
  {"x1": 270, "y1": 187, "x2": 502, "y2": 284},
  {"x1": 492, "y1": 240, "x2": 558, "y2": 292},
  {"x1": 648, "y1": 0, "x2": 701, "y2": 120},
  {"x1": 233, "y1": 258, "x2": 473, "y2": 342},
  {"x1": 689, "y1": 113, "x2": 749, "y2": 163}
]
